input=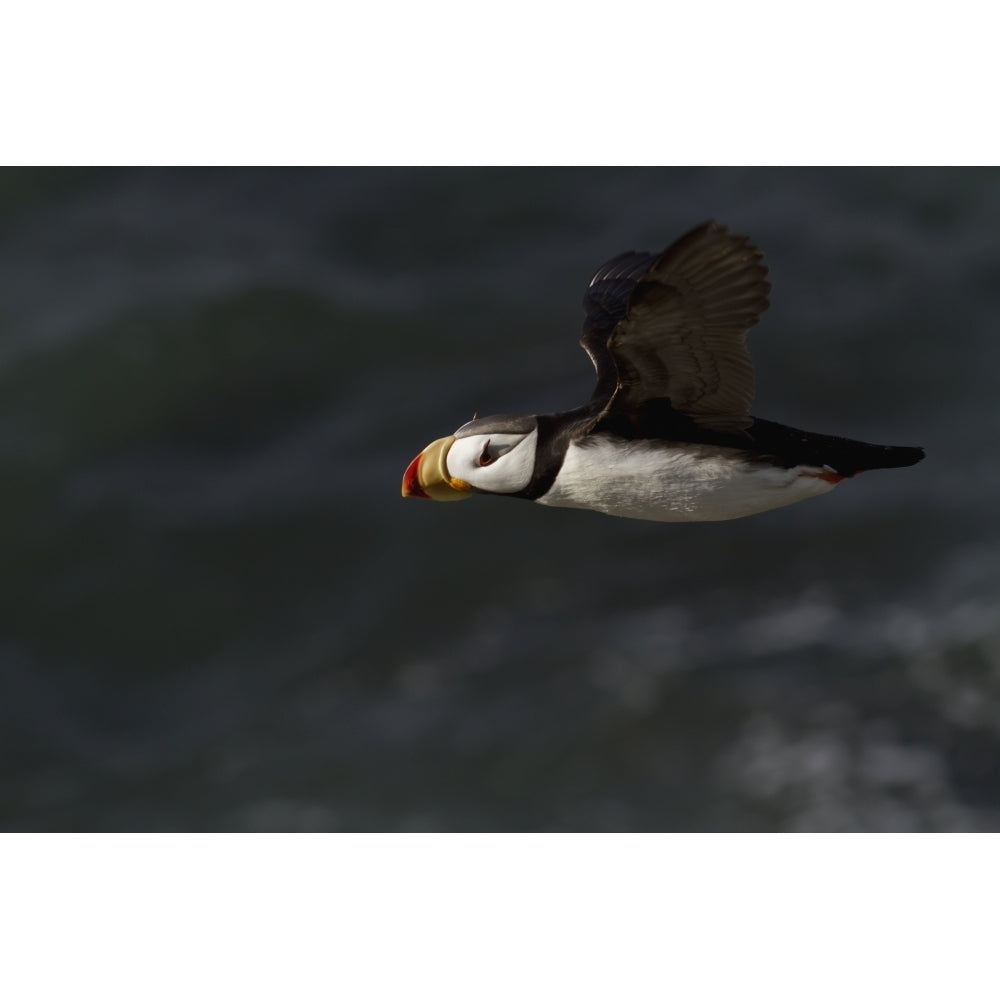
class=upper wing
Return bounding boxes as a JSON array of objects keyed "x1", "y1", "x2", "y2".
[{"x1": 580, "y1": 221, "x2": 770, "y2": 434}]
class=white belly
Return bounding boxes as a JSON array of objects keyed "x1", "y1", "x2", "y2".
[{"x1": 536, "y1": 437, "x2": 839, "y2": 522}]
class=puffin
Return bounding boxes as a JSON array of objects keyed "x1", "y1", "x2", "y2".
[{"x1": 401, "y1": 221, "x2": 924, "y2": 522}]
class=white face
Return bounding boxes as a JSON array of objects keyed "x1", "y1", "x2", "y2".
[{"x1": 446, "y1": 429, "x2": 538, "y2": 494}]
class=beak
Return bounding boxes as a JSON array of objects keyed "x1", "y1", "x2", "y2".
[{"x1": 401, "y1": 435, "x2": 473, "y2": 501}]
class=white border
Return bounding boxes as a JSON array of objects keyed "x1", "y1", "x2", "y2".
[
  {"x1": 2, "y1": 3, "x2": 995, "y2": 165},
  {"x1": 2, "y1": 835, "x2": 996, "y2": 998}
]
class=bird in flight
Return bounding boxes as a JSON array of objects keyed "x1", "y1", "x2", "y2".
[{"x1": 401, "y1": 221, "x2": 924, "y2": 522}]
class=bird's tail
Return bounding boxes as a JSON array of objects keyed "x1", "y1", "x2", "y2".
[
  {"x1": 748, "y1": 418, "x2": 925, "y2": 477},
  {"x1": 839, "y1": 442, "x2": 925, "y2": 475}
]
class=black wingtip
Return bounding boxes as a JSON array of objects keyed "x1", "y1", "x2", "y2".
[
  {"x1": 862, "y1": 445, "x2": 926, "y2": 472},
  {"x1": 898, "y1": 446, "x2": 926, "y2": 468}
]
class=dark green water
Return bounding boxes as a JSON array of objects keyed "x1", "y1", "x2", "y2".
[{"x1": 2, "y1": 167, "x2": 998, "y2": 830}]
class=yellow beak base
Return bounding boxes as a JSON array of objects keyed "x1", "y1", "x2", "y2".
[{"x1": 401, "y1": 435, "x2": 473, "y2": 501}]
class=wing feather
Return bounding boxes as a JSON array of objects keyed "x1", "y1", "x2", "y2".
[{"x1": 580, "y1": 221, "x2": 770, "y2": 434}]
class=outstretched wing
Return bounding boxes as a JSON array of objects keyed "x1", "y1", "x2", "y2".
[{"x1": 581, "y1": 221, "x2": 770, "y2": 434}]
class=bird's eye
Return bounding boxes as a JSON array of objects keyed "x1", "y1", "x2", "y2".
[{"x1": 478, "y1": 440, "x2": 494, "y2": 467}]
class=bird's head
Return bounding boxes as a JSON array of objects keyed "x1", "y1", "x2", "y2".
[{"x1": 401, "y1": 414, "x2": 538, "y2": 501}]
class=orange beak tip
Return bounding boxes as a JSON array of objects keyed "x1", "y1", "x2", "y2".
[{"x1": 402, "y1": 452, "x2": 430, "y2": 499}]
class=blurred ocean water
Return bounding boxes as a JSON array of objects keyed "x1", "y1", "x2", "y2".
[{"x1": 1, "y1": 166, "x2": 999, "y2": 830}]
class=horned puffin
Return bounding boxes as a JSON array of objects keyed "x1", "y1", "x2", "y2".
[{"x1": 401, "y1": 221, "x2": 924, "y2": 522}]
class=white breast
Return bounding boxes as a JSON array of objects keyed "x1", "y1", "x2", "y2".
[{"x1": 536, "y1": 436, "x2": 839, "y2": 522}]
